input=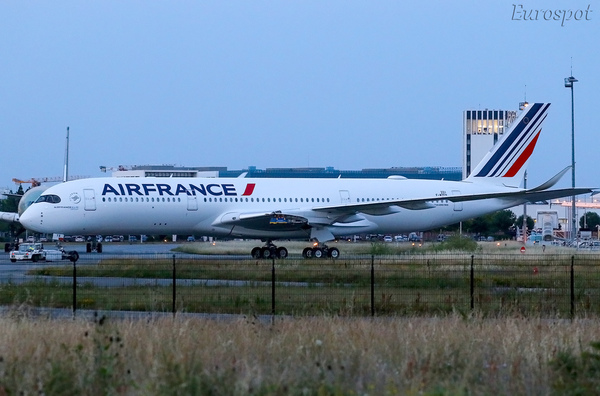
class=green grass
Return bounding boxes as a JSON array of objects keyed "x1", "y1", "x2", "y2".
[{"x1": 9, "y1": 252, "x2": 600, "y2": 316}]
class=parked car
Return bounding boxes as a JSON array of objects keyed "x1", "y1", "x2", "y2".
[
  {"x1": 383, "y1": 236, "x2": 393, "y2": 243},
  {"x1": 408, "y1": 233, "x2": 422, "y2": 242},
  {"x1": 187, "y1": 236, "x2": 195, "y2": 242}
]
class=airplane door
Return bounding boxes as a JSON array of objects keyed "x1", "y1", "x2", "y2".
[
  {"x1": 83, "y1": 189, "x2": 96, "y2": 211},
  {"x1": 187, "y1": 195, "x2": 198, "y2": 211},
  {"x1": 451, "y1": 190, "x2": 463, "y2": 211},
  {"x1": 339, "y1": 190, "x2": 351, "y2": 204}
]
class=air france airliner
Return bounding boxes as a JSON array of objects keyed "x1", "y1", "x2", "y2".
[{"x1": 19, "y1": 103, "x2": 593, "y2": 258}]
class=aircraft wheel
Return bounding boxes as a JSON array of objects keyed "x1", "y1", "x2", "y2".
[
  {"x1": 277, "y1": 247, "x2": 288, "y2": 259},
  {"x1": 86, "y1": 243, "x2": 92, "y2": 253},
  {"x1": 261, "y1": 247, "x2": 272, "y2": 259},
  {"x1": 251, "y1": 247, "x2": 262, "y2": 259},
  {"x1": 10, "y1": 259, "x2": 16, "y2": 263},
  {"x1": 302, "y1": 247, "x2": 313, "y2": 259},
  {"x1": 313, "y1": 248, "x2": 323, "y2": 259},
  {"x1": 328, "y1": 247, "x2": 340, "y2": 259},
  {"x1": 32, "y1": 255, "x2": 39, "y2": 263},
  {"x1": 97, "y1": 243, "x2": 102, "y2": 253}
]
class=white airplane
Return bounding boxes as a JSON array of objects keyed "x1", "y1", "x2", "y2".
[{"x1": 19, "y1": 102, "x2": 593, "y2": 259}]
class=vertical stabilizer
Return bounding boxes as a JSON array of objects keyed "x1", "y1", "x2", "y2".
[{"x1": 465, "y1": 103, "x2": 550, "y2": 187}]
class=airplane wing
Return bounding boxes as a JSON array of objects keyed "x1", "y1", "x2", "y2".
[
  {"x1": 216, "y1": 186, "x2": 595, "y2": 232},
  {"x1": 311, "y1": 187, "x2": 595, "y2": 213},
  {"x1": 0, "y1": 212, "x2": 19, "y2": 223}
]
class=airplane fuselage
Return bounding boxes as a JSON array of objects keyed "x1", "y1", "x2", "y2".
[{"x1": 20, "y1": 176, "x2": 522, "y2": 239}]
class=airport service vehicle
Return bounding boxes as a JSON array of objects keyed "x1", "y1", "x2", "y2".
[
  {"x1": 9, "y1": 243, "x2": 79, "y2": 263},
  {"x1": 9, "y1": 243, "x2": 46, "y2": 262},
  {"x1": 18, "y1": 103, "x2": 594, "y2": 259}
]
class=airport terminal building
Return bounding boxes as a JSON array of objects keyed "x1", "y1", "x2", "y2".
[{"x1": 106, "y1": 164, "x2": 463, "y2": 181}]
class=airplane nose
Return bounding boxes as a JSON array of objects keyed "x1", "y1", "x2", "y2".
[{"x1": 19, "y1": 207, "x2": 42, "y2": 232}]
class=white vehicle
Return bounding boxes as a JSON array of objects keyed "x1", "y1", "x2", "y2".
[
  {"x1": 10, "y1": 243, "x2": 46, "y2": 262},
  {"x1": 9, "y1": 243, "x2": 79, "y2": 263},
  {"x1": 18, "y1": 103, "x2": 594, "y2": 259}
]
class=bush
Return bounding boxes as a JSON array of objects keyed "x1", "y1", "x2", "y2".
[{"x1": 432, "y1": 235, "x2": 479, "y2": 252}]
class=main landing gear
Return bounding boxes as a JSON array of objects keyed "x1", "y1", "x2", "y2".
[
  {"x1": 250, "y1": 241, "x2": 340, "y2": 259},
  {"x1": 251, "y1": 242, "x2": 288, "y2": 259},
  {"x1": 302, "y1": 244, "x2": 339, "y2": 259}
]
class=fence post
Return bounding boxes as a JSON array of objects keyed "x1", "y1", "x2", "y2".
[
  {"x1": 571, "y1": 255, "x2": 575, "y2": 319},
  {"x1": 172, "y1": 254, "x2": 176, "y2": 316},
  {"x1": 72, "y1": 258, "x2": 77, "y2": 317},
  {"x1": 271, "y1": 257, "x2": 276, "y2": 316},
  {"x1": 470, "y1": 255, "x2": 474, "y2": 311},
  {"x1": 371, "y1": 255, "x2": 375, "y2": 317}
]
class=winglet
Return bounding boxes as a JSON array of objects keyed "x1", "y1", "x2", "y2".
[{"x1": 529, "y1": 166, "x2": 570, "y2": 192}]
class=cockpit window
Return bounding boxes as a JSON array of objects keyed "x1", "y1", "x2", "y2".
[{"x1": 35, "y1": 194, "x2": 61, "y2": 204}]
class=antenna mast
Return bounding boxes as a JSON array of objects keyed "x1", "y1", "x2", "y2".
[{"x1": 63, "y1": 127, "x2": 69, "y2": 183}]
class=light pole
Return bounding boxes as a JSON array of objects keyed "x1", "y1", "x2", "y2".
[{"x1": 565, "y1": 75, "x2": 578, "y2": 245}]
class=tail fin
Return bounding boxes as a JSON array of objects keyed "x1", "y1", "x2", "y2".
[{"x1": 465, "y1": 102, "x2": 550, "y2": 187}]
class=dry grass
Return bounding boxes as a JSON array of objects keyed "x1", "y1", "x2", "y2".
[{"x1": 1, "y1": 313, "x2": 600, "y2": 395}]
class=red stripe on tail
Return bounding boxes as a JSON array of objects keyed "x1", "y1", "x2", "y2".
[{"x1": 503, "y1": 131, "x2": 541, "y2": 178}]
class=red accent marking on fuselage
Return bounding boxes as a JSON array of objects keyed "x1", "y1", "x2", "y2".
[
  {"x1": 503, "y1": 131, "x2": 541, "y2": 178},
  {"x1": 242, "y1": 183, "x2": 256, "y2": 196}
]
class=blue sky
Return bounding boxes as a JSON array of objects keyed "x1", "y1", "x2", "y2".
[{"x1": 1, "y1": 1, "x2": 598, "y2": 191}]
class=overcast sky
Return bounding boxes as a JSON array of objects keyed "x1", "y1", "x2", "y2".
[{"x1": 1, "y1": 1, "x2": 598, "y2": 191}]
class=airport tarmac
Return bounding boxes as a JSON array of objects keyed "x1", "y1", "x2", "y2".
[{"x1": 0, "y1": 242, "x2": 184, "y2": 282}]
